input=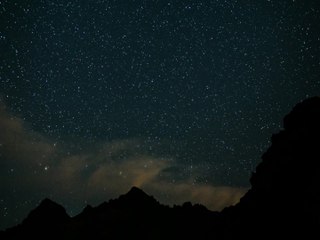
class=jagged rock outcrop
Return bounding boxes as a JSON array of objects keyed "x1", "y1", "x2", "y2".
[
  {"x1": 3, "y1": 198, "x2": 70, "y2": 239},
  {"x1": 2, "y1": 187, "x2": 219, "y2": 239},
  {"x1": 224, "y1": 97, "x2": 320, "y2": 239}
]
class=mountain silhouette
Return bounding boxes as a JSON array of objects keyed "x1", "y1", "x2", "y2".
[
  {"x1": 2, "y1": 198, "x2": 70, "y2": 239},
  {"x1": 69, "y1": 187, "x2": 220, "y2": 239},
  {"x1": 23, "y1": 198, "x2": 70, "y2": 226},
  {"x1": 223, "y1": 96, "x2": 320, "y2": 239},
  {"x1": 2, "y1": 187, "x2": 219, "y2": 239},
  {"x1": 2, "y1": 97, "x2": 320, "y2": 239}
]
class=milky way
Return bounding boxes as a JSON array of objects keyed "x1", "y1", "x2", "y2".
[{"x1": 1, "y1": 0, "x2": 319, "y2": 230}]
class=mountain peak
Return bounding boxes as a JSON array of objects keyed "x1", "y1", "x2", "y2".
[
  {"x1": 126, "y1": 186, "x2": 147, "y2": 196},
  {"x1": 39, "y1": 198, "x2": 59, "y2": 207},
  {"x1": 36, "y1": 198, "x2": 67, "y2": 213},
  {"x1": 283, "y1": 96, "x2": 320, "y2": 131},
  {"x1": 116, "y1": 186, "x2": 159, "y2": 208},
  {"x1": 23, "y1": 198, "x2": 69, "y2": 226}
]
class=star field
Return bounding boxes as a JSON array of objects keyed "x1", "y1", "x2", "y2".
[{"x1": 1, "y1": 0, "x2": 320, "y2": 230}]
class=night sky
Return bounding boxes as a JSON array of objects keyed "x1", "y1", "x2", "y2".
[{"x1": 1, "y1": 0, "x2": 320, "y2": 230}]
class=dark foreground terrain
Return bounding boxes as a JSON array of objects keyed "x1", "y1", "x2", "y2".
[{"x1": 1, "y1": 97, "x2": 320, "y2": 239}]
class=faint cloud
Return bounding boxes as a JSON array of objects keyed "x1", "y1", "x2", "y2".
[
  {"x1": 86, "y1": 154, "x2": 169, "y2": 194},
  {"x1": 0, "y1": 101, "x2": 56, "y2": 175},
  {"x1": 0, "y1": 102, "x2": 246, "y2": 214},
  {"x1": 146, "y1": 182, "x2": 246, "y2": 211}
]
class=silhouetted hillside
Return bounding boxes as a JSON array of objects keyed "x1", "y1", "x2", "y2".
[
  {"x1": 223, "y1": 96, "x2": 320, "y2": 239},
  {"x1": 2, "y1": 186, "x2": 221, "y2": 239},
  {"x1": 2, "y1": 198, "x2": 70, "y2": 239},
  {"x1": 2, "y1": 97, "x2": 320, "y2": 239},
  {"x1": 70, "y1": 186, "x2": 222, "y2": 239}
]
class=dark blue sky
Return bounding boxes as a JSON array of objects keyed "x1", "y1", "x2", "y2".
[{"x1": 1, "y1": 0, "x2": 319, "y2": 230}]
